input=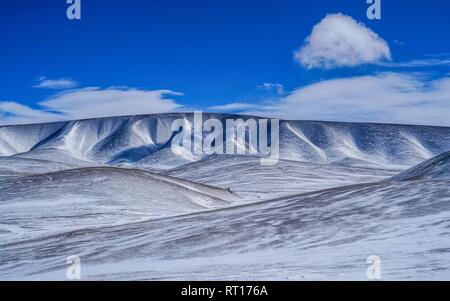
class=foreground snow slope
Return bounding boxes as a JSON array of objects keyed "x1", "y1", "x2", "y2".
[{"x1": 1, "y1": 178, "x2": 449, "y2": 280}]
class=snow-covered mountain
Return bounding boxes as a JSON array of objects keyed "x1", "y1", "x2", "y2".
[
  {"x1": 2, "y1": 113, "x2": 450, "y2": 169},
  {"x1": 1, "y1": 113, "x2": 450, "y2": 280}
]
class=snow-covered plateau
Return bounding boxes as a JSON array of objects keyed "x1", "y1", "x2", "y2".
[{"x1": 1, "y1": 113, "x2": 450, "y2": 280}]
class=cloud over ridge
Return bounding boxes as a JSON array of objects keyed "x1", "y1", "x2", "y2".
[
  {"x1": 0, "y1": 87, "x2": 184, "y2": 125},
  {"x1": 244, "y1": 73, "x2": 450, "y2": 126}
]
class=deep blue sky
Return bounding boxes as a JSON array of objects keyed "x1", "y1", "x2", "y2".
[{"x1": 1, "y1": 0, "x2": 450, "y2": 116}]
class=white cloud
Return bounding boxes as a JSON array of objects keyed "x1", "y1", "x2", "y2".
[
  {"x1": 294, "y1": 13, "x2": 391, "y2": 69},
  {"x1": 380, "y1": 58, "x2": 450, "y2": 68},
  {"x1": 4, "y1": 73, "x2": 450, "y2": 127},
  {"x1": 34, "y1": 77, "x2": 78, "y2": 89},
  {"x1": 258, "y1": 83, "x2": 285, "y2": 94},
  {"x1": 0, "y1": 102, "x2": 61, "y2": 125},
  {"x1": 0, "y1": 87, "x2": 184, "y2": 125},
  {"x1": 208, "y1": 102, "x2": 255, "y2": 112},
  {"x1": 244, "y1": 72, "x2": 450, "y2": 126}
]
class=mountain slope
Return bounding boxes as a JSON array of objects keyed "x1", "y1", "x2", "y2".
[
  {"x1": 390, "y1": 151, "x2": 450, "y2": 181},
  {"x1": 1, "y1": 113, "x2": 450, "y2": 169}
]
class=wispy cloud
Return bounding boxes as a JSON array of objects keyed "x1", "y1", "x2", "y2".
[
  {"x1": 380, "y1": 58, "x2": 450, "y2": 68},
  {"x1": 0, "y1": 102, "x2": 61, "y2": 123},
  {"x1": 258, "y1": 83, "x2": 285, "y2": 94},
  {"x1": 294, "y1": 13, "x2": 391, "y2": 69},
  {"x1": 4, "y1": 71, "x2": 450, "y2": 127},
  {"x1": 208, "y1": 102, "x2": 255, "y2": 112},
  {"x1": 33, "y1": 77, "x2": 79, "y2": 89},
  {"x1": 217, "y1": 72, "x2": 450, "y2": 127},
  {"x1": 0, "y1": 87, "x2": 184, "y2": 125}
]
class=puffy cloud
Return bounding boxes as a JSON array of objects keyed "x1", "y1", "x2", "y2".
[
  {"x1": 294, "y1": 13, "x2": 391, "y2": 69},
  {"x1": 0, "y1": 87, "x2": 184, "y2": 125},
  {"x1": 33, "y1": 77, "x2": 79, "y2": 89}
]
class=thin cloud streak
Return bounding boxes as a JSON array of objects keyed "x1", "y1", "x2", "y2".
[
  {"x1": 207, "y1": 103, "x2": 255, "y2": 112},
  {"x1": 33, "y1": 77, "x2": 79, "y2": 89}
]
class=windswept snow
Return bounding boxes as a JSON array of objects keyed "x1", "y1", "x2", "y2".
[
  {"x1": 390, "y1": 151, "x2": 450, "y2": 181},
  {"x1": 165, "y1": 155, "x2": 398, "y2": 200},
  {"x1": 1, "y1": 113, "x2": 450, "y2": 280},
  {"x1": 1, "y1": 114, "x2": 450, "y2": 168},
  {"x1": 1, "y1": 180, "x2": 449, "y2": 280},
  {"x1": 0, "y1": 167, "x2": 237, "y2": 242},
  {"x1": 0, "y1": 122, "x2": 66, "y2": 156}
]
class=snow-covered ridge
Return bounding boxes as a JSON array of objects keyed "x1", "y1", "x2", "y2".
[
  {"x1": 390, "y1": 151, "x2": 450, "y2": 181},
  {"x1": 1, "y1": 113, "x2": 450, "y2": 169}
]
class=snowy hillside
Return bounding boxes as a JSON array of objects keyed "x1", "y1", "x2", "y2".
[
  {"x1": 1, "y1": 113, "x2": 450, "y2": 169},
  {"x1": 0, "y1": 167, "x2": 237, "y2": 242},
  {"x1": 390, "y1": 151, "x2": 450, "y2": 181},
  {"x1": 1, "y1": 179, "x2": 450, "y2": 280},
  {"x1": 1, "y1": 113, "x2": 450, "y2": 280}
]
